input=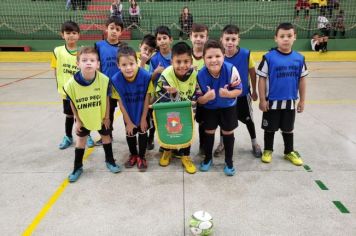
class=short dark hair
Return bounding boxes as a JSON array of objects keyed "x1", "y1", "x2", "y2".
[
  {"x1": 191, "y1": 23, "x2": 209, "y2": 34},
  {"x1": 61, "y1": 21, "x2": 80, "y2": 33},
  {"x1": 222, "y1": 24, "x2": 240, "y2": 35},
  {"x1": 155, "y1": 25, "x2": 171, "y2": 38},
  {"x1": 203, "y1": 39, "x2": 224, "y2": 56},
  {"x1": 141, "y1": 34, "x2": 156, "y2": 49},
  {"x1": 77, "y1": 46, "x2": 98, "y2": 61},
  {"x1": 275, "y1": 22, "x2": 295, "y2": 35},
  {"x1": 172, "y1": 42, "x2": 192, "y2": 58},
  {"x1": 117, "y1": 46, "x2": 137, "y2": 63},
  {"x1": 106, "y1": 16, "x2": 124, "y2": 30}
]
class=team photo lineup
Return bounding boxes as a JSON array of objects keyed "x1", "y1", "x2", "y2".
[{"x1": 53, "y1": 16, "x2": 307, "y2": 182}]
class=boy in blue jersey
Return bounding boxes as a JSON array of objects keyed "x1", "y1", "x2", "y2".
[
  {"x1": 197, "y1": 40, "x2": 242, "y2": 176},
  {"x1": 257, "y1": 23, "x2": 307, "y2": 166},
  {"x1": 147, "y1": 26, "x2": 173, "y2": 150},
  {"x1": 94, "y1": 17, "x2": 125, "y2": 144},
  {"x1": 155, "y1": 42, "x2": 198, "y2": 174},
  {"x1": 111, "y1": 47, "x2": 153, "y2": 171},
  {"x1": 214, "y1": 25, "x2": 262, "y2": 158},
  {"x1": 51, "y1": 21, "x2": 95, "y2": 149},
  {"x1": 64, "y1": 47, "x2": 121, "y2": 183}
]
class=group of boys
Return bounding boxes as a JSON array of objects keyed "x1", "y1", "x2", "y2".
[{"x1": 52, "y1": 17, "x2": 307, "y2": 182}]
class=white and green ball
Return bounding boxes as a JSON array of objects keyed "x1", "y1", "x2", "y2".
[{"x1": 189, "y1": 211, "x2": 213, "y2": 236}]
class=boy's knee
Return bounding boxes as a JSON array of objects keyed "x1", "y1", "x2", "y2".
[
  {"x1": 205, "y1": 129, "x2": 215, "y2": 135},
  {"x1": 101, "y1": 135, "x2": 111, "y2": 144},
  {"x1": 221, "y1": 130, "x2": 234, "y2": 135}
]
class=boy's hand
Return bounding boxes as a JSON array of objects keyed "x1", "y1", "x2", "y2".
[
  {"x1": 205, "y1": 86, "x2": 216, "y2": 101},
  {"x1": 259, "y1": 100, "x2": 269, "y2": 112},
  {"x1": 154, "y1": 63, "x2": 164, "y2": 75},
  {"x1": 140, "y1": 52, "x2": 150, "y2": 65},
  {"x1": 230, "y1": 77, "x2": 241, "y2": 87},
  {"x1": 126, "y1": 122, "x2": 137, "y2": 136},
  {"x1": 75, "y1": 120, "x2": 83, "y2": 134},
  {"x1": 219, "y1": 85, "x2": 230, "y2": 98},
  {"x1": 140, "y1": 118, "x2": 148, "y2": 133},
  {"x1": 163, "y1": 85, "x2": 177, "y2": 94},
  {"x1": 103, "y1": 117, "x2": 110, "y2": 130},
  {"x1": 251, "y1": 90, "x2": 258, "y2": 101},
  {"x1": 297, "y1": 101, "x2": 305, "y2": 113}
]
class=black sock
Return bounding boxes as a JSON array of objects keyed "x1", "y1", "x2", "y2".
[
  {"x1": 138, "y1": 132, "x2": 148, "y2": 158},
  {"x1": 126, "y1": 135, "x2": 138, "y2": 156},
  {"x1": 246, "y1": 120, "x2": 256, "y2": 140},
  {"x1": 324, "y1": 42, "x2": 328, "y2": 50},
  {"x1": 65, "y1": 117, "x2": 74, "y2": 138},
  {"x1": 74, "y1": 148, "x2": 85, "y2": 171},
  {"x1": 282, "y1": 132, "x2": 294, "y2": 154},
  {"x1": 204, "y1": 133, "x2": 215, "y2": 163},
  {"x1": 223, "y1": 134, "x2": 235, "y2": 168},
  {"x1": 264, "y1": 131, "x2": 275, "y2": 151},
  {"x1": 305, "y1": 9, "x2": 309, "y2": 17},
  {"x1": 148, "y1": 125, "x2": 155, "y2": 144},
  {"x1": 295, "y1": 10, "x2": 299, "y2": 17},
  {"x1": 199, "y1": 124, "x2": 205, "y2": 148},
  {"x1": 103, "y1": 143, "x2": 115, "y2": 165}
]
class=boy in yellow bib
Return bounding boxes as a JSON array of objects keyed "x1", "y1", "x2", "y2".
[{"x1": 64, "y1": 47, "x2": 121, "y2": 183}]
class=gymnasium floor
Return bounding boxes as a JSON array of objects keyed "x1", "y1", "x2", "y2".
[{"x1": 1, "y1": 62, "x2": 356, "y2": 235}]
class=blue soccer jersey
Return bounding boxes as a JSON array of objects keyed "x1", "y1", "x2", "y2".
[
  {"x1": 257, "y1": 49, "x2": 308, "y2": 109},
  {"x1": 95, "y1": 40, "x2": 121, "y2": 79},
  {"x1": 149, "y1": 51, "x2": 171, "y2": 86},
  {"x1": 225, "y1": 47, "x2": 250, "y2": 97},
  {"x1": 197, "y1": 61, "x2": 242, "y2": 109}
]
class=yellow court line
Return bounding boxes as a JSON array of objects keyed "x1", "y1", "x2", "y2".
[
  {"x1": 22, "y1": 110, "x2": 122, "y2": 236},
  {"x1": 0, "y1": 101, "x2": 61, "y2": 106}
]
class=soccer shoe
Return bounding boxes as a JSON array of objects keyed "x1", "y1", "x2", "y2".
[
  {"x1": 68, "y1": 167, "x2": 83, "y2": 183},
  {"x1": 137, "y1": 157, "x2": 148, "y2": 172},
  {"x1": 261, "y1": 150, "x2": 273, "y2": 163},
  {"x1": 284, "y1": 151, "x2": 303, "y2": 166},
  {"x1": 59, "y1": 136, "x2": 73, "y2": 150},
  {"x1": 125, "y1": 155, "x2": 138, "y2": 168},
  {"x1": 147, "y1": 142, "x2": 155, "y2": 150},
  {"x1": 199, "y1": 159, "x2": 212, "y2": 172},
  {"x1": 223, "y1": 165, "x2": 236, "y2": 176},
  {"x1": 159, "y1": 150, "x2": 172, "y2": 167},
  {"x1": 181, "y1": 156, "x2": 196, "y2": 174},
  {"x1": 106, "y1": 162, "x2": 121, "y2": 173},
  {"x1": 86, "y1": 135, "x2": 95, "y2": 148},
  {"x1": 252, "y1": 143, "x2": 262, "y2": 158},
  {"x1": 213, "y1": 143, "x2": 224, "y2": 157}
]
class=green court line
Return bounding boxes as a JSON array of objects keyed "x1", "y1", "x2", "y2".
[
  {"x1": 303, "y1": 165, "x2": 312, "y2": 172},
  {"x1": 333, "y1": 201, "x2": 350, "y2": 214},
  {"x1": 315, "y1": 180, "x2": 329, "y2": 190}
]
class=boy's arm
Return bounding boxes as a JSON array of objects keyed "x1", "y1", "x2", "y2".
[
  {"x1": 140, "y1": 93, "x2": 150, "y2": 132},
  {"x1": 103, "y1": 96, "x2": 111, "y2": 129},
  {"x1": 249, "y1": 67, "x2": 258, "y2": 101},
  {"x1": 117, "y1": 98, "x2": 136, "y2": 135},
  {"x1": 258, "y1": 76, "x2": 268, "y2": 112},
  {"x1": 151, "y1": 63, "x2": 164, "y2": 81},
  {"x1": 220, "y1": 66, "x2": 242, "y2": 98},
  {"x1": 297, "y1": 76, "x2": 306, "y2": 113},
  {"x1": 70, "y1": 100, "x2": 84, "y2": 134}
]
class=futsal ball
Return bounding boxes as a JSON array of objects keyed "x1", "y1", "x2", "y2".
[{"x1": 189, "y1": 210, "x2": 213, "y2": 236}]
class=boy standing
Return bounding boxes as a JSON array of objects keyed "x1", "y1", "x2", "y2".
[
  {"x1": 147, "y1": 26, "x2": 173, "y2": 150},
  {"x1": 257, "y1": 23, "x2": 307, "y2": 166},
  {"x1": 64, "y1": 47, "x2": 121, "y2": 183},
  {"x1": 51, "y1": 21, "x2": 95, "y2": 149},
  {"x1": 156, "y1": 42, "x2": 198, "y2": 174},
  {"x1": 215, "y1": 24, "x2": 262, "y2": 158},
  {"x1": 95, "y1": 17, "x2": 125, "y2": 143},
  {"x1": 197, "y1": 40, "x2": 242, "y2": 176},
  {"x1": 189, "y1": 23, "x2": 209, "y2": 155}
]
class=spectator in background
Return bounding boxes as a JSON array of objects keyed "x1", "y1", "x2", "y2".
[
  {"x1": 311, "y1": 33, "x2": 322, "y2": 51},
  {"x1": 179, "y1": 7, "x2": 193, "y2": 40},
  {"x1": 110, "y1": 0, "x2": 123, "y2": 21},
  {"x1": 317, "y1": 12, "x2": 330, "y2": 51},
  {"x1": 129, "y1": 0, "x2": 141, "y2": 27},
  {"x1": 294, "y1": 0, "x2": 310, "y2": 20},
  {"x1": 319, "y1": 0, "x2": 327, "y2": 16},
  {"x1": 309, "y1": 0, "x2": 319, "y2": 9},
  {"x1": 327, "y1": 0, "x2": 340, "y2": 18},
  {"x1": 332, "y1": 9, "x2": 345, "y2": 38}
]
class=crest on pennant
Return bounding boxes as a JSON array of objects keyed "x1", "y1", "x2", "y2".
[{"x1": 165, "y1": 112, "x2": 183, "y2": 134}]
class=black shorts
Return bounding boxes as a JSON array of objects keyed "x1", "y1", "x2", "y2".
[
  {"x1": 261, "y1": 109, "x2": 295, "y2": 132},
  {"x1": 236, "y1": 95, "x2": 254, "y2": 124},
  {"x1": 203, "y1": 105, "x2": 238, "y2": 131},
  {"x1": 76, "y1": 124, "x2": 112, "y2": 137},
  {"x1": 63, "y1": 99, "x2": 73, "y2": 116},
  {"x1": 195, "y1": 105, "x2": 204, "y2": 123},
  {"x1": 124, "y1": 114, "x2": 151, "y2": 136}
]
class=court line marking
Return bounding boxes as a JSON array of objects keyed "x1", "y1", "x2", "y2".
[
  {"x1": 22, "y1": 110, "x2": 121, "y2": 236},
  {"x1": 333, "y1": 201, "x2": 351, "y2": 214},
  {"x1": 315, "y1": 180, "x2": 329, "y2": 190},
  {"x1": 0, "y1": 70, "x2": 50, "y2": 88}
]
